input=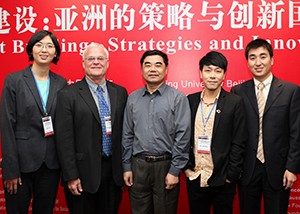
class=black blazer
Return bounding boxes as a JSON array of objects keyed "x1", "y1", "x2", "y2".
[
  {"x1": 0, "y1": 66, "x2": 67, "y2": 179},
  {"x1": 184, "y1": 88, "x2": 247, "y2": 186},
  {"x1": 231, "y1": 76, "x2": 300, "y2": 189},
  {"x1": 55, "y1": 78, "x2": 128, "y2": 193}
]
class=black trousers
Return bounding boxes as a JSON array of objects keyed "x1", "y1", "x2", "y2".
[
  {"x1": 4, "y1": 163, "x2": 60, "y2": 214},
  {"x1": 64, "y1": 157, "x2": 122, "y2": 214},
  {"x1": 129, "y1": 156, "x2": 179, "y2": 214},
  {"x1": 238, "y1": 159, "x2": 290, "y2": 214},
  {"x1": 186, "y1": 176, "x2": 236, "y2": 214}
]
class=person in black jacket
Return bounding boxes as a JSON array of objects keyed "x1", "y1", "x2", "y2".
[
  {"x1": 232, "y1": 38, "x2": 300, "y2": 214},
  {"x1": 0, "y1": 30, "x2": 67, "y2": 214},
  {"x1": 55, "y1": 42, "x2": 128, "y2": 214},
  {"x1": 184, "y1": 51, "x2": 247, "y2": 214}
]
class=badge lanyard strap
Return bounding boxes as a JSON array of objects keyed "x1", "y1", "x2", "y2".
[
  {"x1": 200, "y1": 101, "x2": 217, "y2": 134},
  {"x1": 31, "y1": 69, "x2": 49, "y2": 116}
]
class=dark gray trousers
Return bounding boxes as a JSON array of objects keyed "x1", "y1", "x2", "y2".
[{"x1": 129, "y1": 157, "x2": 179, "y2": 214}]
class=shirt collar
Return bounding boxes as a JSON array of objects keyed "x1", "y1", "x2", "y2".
[
  {"x1": 142, "y1": 83, "x2": 166, "y2": 96},
  {"x1": 253, "y1": 73, "x2": 273, "y2": 88},
  {"x1": 200, "y1": 88, "x2": 220, "y2": 104},
  {"x1": 85, "y1": 76, "x2": 107, "y2": 91}
]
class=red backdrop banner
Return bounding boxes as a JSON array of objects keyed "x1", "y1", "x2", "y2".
[{"x1": 0, "y1": 0, "x2": 299, "y2": 213}]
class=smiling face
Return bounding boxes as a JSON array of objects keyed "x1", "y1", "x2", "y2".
[
  {"x1": 247, "y1": 46, "x2": 273, "y2": 82},
  {"x1": 200, "y1": 65, "x2": 225, "y2": 91},
  {"x1": 82, "y1": 45, "x2": 109, "y2": 84},
  {"x1": 142, "y1": 55, "x2": 168, "y2": 88},
  {"x1": 32, "y1": 35, "x2": 56, "y2": 66}
]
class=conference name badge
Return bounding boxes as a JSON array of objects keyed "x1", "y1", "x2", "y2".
[
  {"x1": 104, "y1": 115, "x2": 112, "y2": 135},
  {"x1": 197, "y1": 135, "x2": 211, "y2": 154},
  {"x1": 42, "y1": 116, "x2": 54, "y2": 137}
]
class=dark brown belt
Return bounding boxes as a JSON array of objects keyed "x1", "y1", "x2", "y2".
[{"x1": 135, "y1": 153, "x2": 171, "y2": 162}]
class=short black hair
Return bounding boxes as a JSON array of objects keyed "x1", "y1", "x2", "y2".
[
  {"x1": 26, "y1": 30, "x2": 61, "y2": 64},
  {"x1": 245, "y1": 38, "x2": 273, "y2": 59},
  {"x1": 199, "y1": 51, "x2": 228, "y2": 73},
  {"x1": 140, "y1": 49, "x2": 168, "y2": 67}
]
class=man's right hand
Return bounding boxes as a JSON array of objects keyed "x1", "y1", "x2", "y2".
[
  {"x1": 67, "y1": 178, "x2": 83, "y2": 195},
  {"x1": 4, "y1": 177, "x2": 22, "y2": 195}
]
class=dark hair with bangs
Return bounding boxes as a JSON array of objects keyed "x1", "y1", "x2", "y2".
[
  {"x1": 26, "y1": 30, "x2": 61, "y2": 64},
  {"x1": 245, "y1": 38, "x2": 273, "y2": 59},
  {"x1": 199, "y1": 51, "x2": 228, "y2": 73}
]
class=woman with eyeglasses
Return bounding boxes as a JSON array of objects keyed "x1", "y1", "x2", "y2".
[{"x1": 0, "y1": 30, "x2": 67, "y2": 214}]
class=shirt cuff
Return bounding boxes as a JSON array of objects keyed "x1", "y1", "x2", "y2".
[
  {"x1": 168, "y1": 166, "x2": 180, "y2": 176},
  {"x1": 122, "y1": 163, "x2": 132, "y2": 172}
]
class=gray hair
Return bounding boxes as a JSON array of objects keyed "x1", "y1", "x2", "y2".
[{"x1": 82, "y1": 42, "x2": 109, "y2": 60}]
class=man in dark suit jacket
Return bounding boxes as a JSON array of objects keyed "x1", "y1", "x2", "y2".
[
  {"x1": 184, "y1": 51, "x2": 247, "y2": 214},
  {"x1": 55, "y1": 43, "x2": 128, "y2": 214},
  {"x1": 231, "y1": 38, "x2": 300, "y2": 214}
]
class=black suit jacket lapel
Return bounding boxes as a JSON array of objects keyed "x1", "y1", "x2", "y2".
[
  {"x1": 244, "y1": 80, "x2": 259, "y2": 115},
  {"x1": 212, "y1": 89, "x2": 226, "y2": 136},
  {"x1": 107, "y1": 81, "x2": 117, "y2": 126},
  {"x1": 264, "y1": 77, "x2": 283, "y2": 114},
  {"x1": 46, "y1": 71, "x2": 59, "y2": 114},
  {"x1": 78, "y1": 78, "x2": 101, "y2": 124},
  {"x1": 23, "y1": 67, "x2": 45, "y2": 115}
]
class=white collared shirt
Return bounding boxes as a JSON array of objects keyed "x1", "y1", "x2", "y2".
[{"x1": 253, "y1": 73, "x2": 273, "y2": 102}]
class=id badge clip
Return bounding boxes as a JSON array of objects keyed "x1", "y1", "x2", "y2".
[
  {"x1": 104, "y1": 115, "x2": 112, "y2": 135},
  {"x1": 197, "y1": 135, "x2": 211, "y2": 154},
  {"x1": 42, "y1": 116, "x2": 54, "y2": 137}
]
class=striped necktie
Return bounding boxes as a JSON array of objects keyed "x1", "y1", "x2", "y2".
[{"x1": 256, "y1": 82, "x2": 265, "y2": 163}]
